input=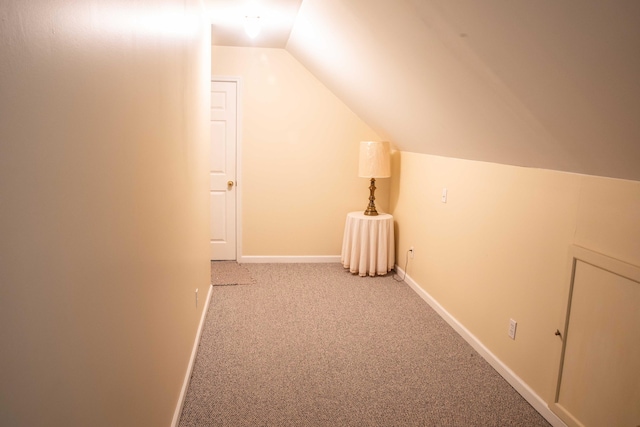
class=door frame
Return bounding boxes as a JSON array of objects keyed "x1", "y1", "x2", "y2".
[{"x1": 211, "y1": 76, "x2": 242, "y2": 261}]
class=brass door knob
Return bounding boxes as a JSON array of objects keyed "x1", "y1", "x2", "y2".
[{"x1": 227, "y1": 181, "x2": 234, "y2": 187}]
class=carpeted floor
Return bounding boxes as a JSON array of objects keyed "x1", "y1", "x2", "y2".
[
  {"x1": 211, "y1": 261, "x2": 255, "y2": 286},
  {"x1": 180, "y1": 263, "x2": 551, "y2": 426}
]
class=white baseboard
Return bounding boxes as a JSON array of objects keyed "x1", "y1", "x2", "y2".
[
  {"x1": 171, "y1": 284, "x2": 213, "y2": 427},
  {"x1": 395, "y1": 265, "x2": 567, "y2": 427},
  {"x1": 239, "y1": 255, "x2": 341, "y2": 264}
]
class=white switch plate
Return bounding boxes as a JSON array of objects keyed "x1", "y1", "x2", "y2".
[
  {"x1": 441, "y1": 188, "x2": 448, "y2": 203},
  {"x1": 508, "y1": 319, "x2": 517, "y2": 340}
]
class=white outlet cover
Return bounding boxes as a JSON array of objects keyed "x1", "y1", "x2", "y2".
[{"x1": 441, "y1": 188, "x2": 448, "y2": 203}]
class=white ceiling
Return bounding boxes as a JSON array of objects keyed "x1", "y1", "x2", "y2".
[{"x1": 204, "y1": 0, "x2": 303, "y2": 48}]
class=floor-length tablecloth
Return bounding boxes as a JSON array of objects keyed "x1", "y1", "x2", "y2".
[{"x1": 341, "y1": 211, "x2": 395, "y2": 276}]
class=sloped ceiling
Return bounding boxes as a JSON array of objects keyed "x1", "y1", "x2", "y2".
[{"x1": 207, "y1": 0, "x2": 640, "y2": 181}]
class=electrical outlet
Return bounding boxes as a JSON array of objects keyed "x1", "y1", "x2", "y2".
[
  {"x1": 508, "y1": 319, "x2": 517, "y2": 340},
  {"x1": 409, "y1": 246, "x2": 414, "y2": 259}
]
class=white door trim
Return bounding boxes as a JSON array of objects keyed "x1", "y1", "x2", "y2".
[{"x1": 211, "y1": 76, "x2": 242, "y2": 261}]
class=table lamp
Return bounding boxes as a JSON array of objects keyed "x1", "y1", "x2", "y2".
[{"x1": 358, "y1": 141, "x2": 391, "y2": 216}]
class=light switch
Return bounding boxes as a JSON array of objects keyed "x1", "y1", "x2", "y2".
[{"x1": 441, "y1": 188, "x2": 448, "y2": 203}]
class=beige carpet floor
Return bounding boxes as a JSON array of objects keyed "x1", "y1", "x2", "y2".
[{"x1": 181, "y1": 263, "x2": 551, "y2": 426}]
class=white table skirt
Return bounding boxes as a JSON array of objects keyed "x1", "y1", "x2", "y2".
[{"x1": 341, "y1": 211, "x2": 395, "y2": 277}]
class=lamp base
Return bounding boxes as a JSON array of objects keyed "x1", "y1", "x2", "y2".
[
  {"x1": 364, "y1": 206, "x2": 379, "y2": 216},
  {"x1": 364, "y1": 178, "x2": 379, "y2": 216}
]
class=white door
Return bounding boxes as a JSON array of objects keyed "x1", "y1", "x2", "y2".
[{"x1": 210, "y1": 80, "x2": 237, "y2": 260}]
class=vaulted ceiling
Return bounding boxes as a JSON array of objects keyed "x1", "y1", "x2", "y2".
[{"x1": 205, "y1": 0, "x2": 640, "y2": 182}]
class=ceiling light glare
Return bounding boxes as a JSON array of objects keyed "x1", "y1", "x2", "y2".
[{"x1": 244, "y1": 16, "x2": 261, "y2": 39}]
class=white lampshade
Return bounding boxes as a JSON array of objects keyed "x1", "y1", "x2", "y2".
[{"x1": 358, "y1": 141, "x2": 391, "y2": 178}]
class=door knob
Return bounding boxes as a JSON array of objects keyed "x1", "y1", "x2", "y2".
[{"x1": 227, "y1": 181, "x2": 234, "y2": 187}]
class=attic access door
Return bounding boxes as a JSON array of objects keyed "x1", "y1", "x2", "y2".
[
  {"x1": 552, "y1": 246, "x2": 640, "y2": 427},
  {"x1": 210, "y1": 79, "x2": 238, "y2": 260}
]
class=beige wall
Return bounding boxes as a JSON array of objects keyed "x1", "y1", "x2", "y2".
[
  {"x1": 390, "y1": 151, "x2": 640, "y2": 403},
  {"x1": 211, "y1": 46, "x2": 385, "y2": 257},
  {"x1": 0, "y1": 1, "x2": 210, "y2": 425}
]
